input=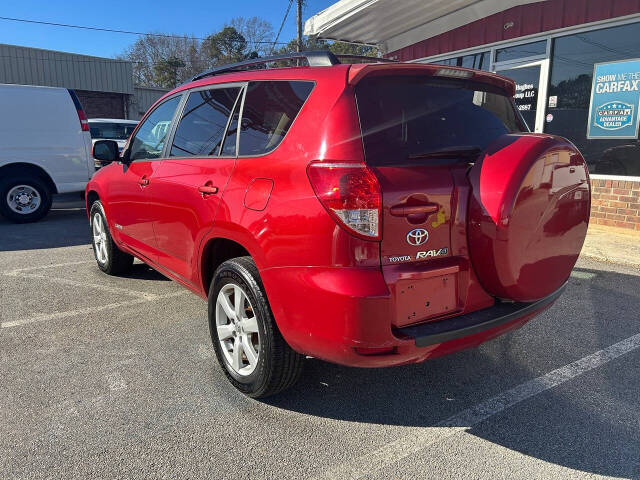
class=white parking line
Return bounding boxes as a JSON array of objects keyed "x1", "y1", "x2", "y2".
[
  {"x1": 1, "y1": 291, "x2": 186, "y2": 329},
  {"x1": 8, "y1": 271, "x2": 157, "y2": 300},
  {"x1": 196, "y1": 343, "x2": 214, "y2": 359},
  {"x1": 312, "y1": 332, "x2": 640, "y2": 480},
  {"x1": 106, "y1": 372, "x2": 127, "y2": 391},
  {"x1": 4, "y1": 260, "x2": 94, "y2": 275}
]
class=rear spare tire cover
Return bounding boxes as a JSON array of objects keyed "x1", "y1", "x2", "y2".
[{"x1": 468, "y1": 134, "x2": 590, "y2": 302}]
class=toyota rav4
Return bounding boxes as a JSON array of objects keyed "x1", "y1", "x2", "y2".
[{"x1": 87, "y1": 51, "x2": 590, "y2": 398}]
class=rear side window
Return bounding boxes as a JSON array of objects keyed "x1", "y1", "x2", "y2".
[
  {"x1": 355, "y1": 76, "x2": 524, "y2": 166},
  {"x1": 171, "y1": 87, "x2": 241, "y2": 157},
  {"x1": 238, "y1": 81, "x2": 314, "y2": 156}
]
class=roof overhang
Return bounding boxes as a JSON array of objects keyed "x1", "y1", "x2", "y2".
[{"x1": 305, "y1": 0, "x2": 545, "y2": 53}]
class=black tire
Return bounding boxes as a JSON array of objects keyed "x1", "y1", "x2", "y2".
[
  {"x1": 0, "y1": 176, "x2": 52, "y2": 223},
  {"x1": 89, "y1": 200, "x2": 134, "y2": 275},
  {"x1": 208, "y1": 256, "x2": 304, "y2": 398}
]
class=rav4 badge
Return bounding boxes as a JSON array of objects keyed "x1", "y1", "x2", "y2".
[
  {"x1": 417, "y1": 248, "x2": 448, "y2": 259},
  {"x1": 387, "y1": 247, "x2": 449, "y2": 263}
]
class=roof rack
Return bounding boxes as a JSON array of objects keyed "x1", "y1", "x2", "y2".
[
  {"x1": 190, "y1": 50, "x2": 396, "y2": 82},
  {"x1": 191, "y1": 51, "x2": 337, "y2": 81}
]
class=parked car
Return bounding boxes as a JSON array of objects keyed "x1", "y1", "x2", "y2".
[
  {"x1": 88, "y1": 118, "x2": 138, "y2": 168},
  {"x1": 595, "y1": 141, "x2": 640, "y2": 176},
  {"x1": 0, "y1": 84, "x2": 93, "y2": 223},
  {"x1": 86, "y1": 52, "x2": 591, "y2": 398}
]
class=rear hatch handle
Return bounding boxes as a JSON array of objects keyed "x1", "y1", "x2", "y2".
[{"x1": 390, "y1": 203, "x2": 439, "y2": 217}]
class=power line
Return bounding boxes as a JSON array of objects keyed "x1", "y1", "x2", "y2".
[
  {"x1": 0, "y1": 16, "x2": 287, "y2": 44},
  {"x1": 271, "y1": 0, "x2": 295, "y2": 54}
]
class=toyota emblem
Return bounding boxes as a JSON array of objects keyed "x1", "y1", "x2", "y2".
[{"x1": 406, "y1": 228, "x2": 429, "y2": 246}]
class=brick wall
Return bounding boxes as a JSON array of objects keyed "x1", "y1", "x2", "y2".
[
  {"x1": 74, "y1": 90, "x2": 126, "y2": 119},
  {"x1": 590, "y1": 178, "x2": 640, "y2": 230}
]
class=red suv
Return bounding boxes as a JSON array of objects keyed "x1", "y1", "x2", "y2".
[{"x1": 87, "y1": 51, "x2": 590, "y2": 397}]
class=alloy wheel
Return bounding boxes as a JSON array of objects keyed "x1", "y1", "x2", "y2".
[
  {"x1": 92, "y1": 212, "x2": 108, "y2": 264},
  {"x1": 215, "y1": 283, "x2": 261, "y2": 376}
]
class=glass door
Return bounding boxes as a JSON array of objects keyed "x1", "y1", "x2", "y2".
[{"x1": 495, "y1": 59, "x2": 549, "y2": 133}]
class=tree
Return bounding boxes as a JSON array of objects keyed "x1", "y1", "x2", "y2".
[
  {"x1": 275, "y1": 37, "x2": 379, "y2": 60},
  {"x1": 202, "y1": 26, "x2": 248, "y2": 66},
  {"x1": 119, "y1": 34, "x2": 204, "y2": 88},
  {"x1": 328, "y1": 41, "x2": 379, "y2": 59},
  {"x1": 228, "y1": 17, "x2": 274, "y2": 58},
  {"x1": 117, "y1": 17, "x2": 380, "y2": 88},
  {"x1": 273, "y1": 37, "x2": 328, "y2": 55},
  {"x1": 153, "y1": 56, "x2": 186, "y2": 89}
]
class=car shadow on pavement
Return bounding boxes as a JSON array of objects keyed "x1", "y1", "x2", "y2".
[
  {"x1": 122, "y1": 263, "x2": 170, "y2": 281},
  {"x1": 265, "y1": 267, "x2": 640, "y2": 478},
  {"x1": 0, "y1": 195, "x2": 89, "y2": 251}
]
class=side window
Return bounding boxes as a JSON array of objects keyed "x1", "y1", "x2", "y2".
[
  {"x1": 129, "y1": 96, "x2": 181, "y2": 161},
  {"x1": 238, "y1": 81, "x2": 314, "y2": 156},
  {"x1": 171, "y1": 87, "x2": 241, "y2": 157}
]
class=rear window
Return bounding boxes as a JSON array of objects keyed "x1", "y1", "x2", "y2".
[
  {"x1": 238, "y1": 81, "x2": 314, "y2": 156},
  {"x1": 89, "y1": 122, "x2": 137, "y2": 140},
  {"x1": 355, "y1": 76, "x2": 524, "y2": 166}
]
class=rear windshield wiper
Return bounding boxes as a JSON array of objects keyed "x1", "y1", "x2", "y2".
[{"x1": 408, "y1": 146, "x2": 483, "y2": 159}]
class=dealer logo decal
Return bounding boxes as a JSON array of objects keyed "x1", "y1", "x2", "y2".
[{"x1": 594, "y1": 101, "x2": 634, "y2": 131}]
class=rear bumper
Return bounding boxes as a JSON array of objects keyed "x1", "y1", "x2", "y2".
[
  {"x1": 398, "y1": 284, "x2": 566, "y2": 347},
  {"x1": 261, "y1": 266, "x2": 563, "y2": 368}
]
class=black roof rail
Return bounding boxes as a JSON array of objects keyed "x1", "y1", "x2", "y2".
[{"x1": 191, "y1": 50, "x2": 341, "y2": 82}]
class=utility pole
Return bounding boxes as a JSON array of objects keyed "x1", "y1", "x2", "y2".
[{"x1": 297, "y1": 0, "x2": 303, "y2": 52}]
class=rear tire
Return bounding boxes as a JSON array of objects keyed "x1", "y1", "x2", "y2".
[
  {"x1": 89, "y1": 200, "x2": 134, "y2": 275},
  {"x1": 208, "y1": 256, "x2": 304, "y2": 398},
  {"x1": 0, "y1": 176, "x2": 52, "y2": 223}
]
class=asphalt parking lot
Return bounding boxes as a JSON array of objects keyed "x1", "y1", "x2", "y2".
[{"x1": 2, "y1": 196, "x2": 640, "y2": 480}]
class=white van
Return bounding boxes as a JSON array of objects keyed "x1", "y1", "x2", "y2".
[{"x1": 0, "y1": 84, "x2": 94, "y2": 223}]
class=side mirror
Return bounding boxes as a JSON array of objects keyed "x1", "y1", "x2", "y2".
[{"x1": 92, "y1": 140, "x2": 119, "y2": 165}]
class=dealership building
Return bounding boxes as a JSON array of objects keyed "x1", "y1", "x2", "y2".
[
  {"x1": 306, "y1": 0, "x2": 640, "y2": 230},
  {"x1": 0, "y1": 43, "x2": 166, "y2": 120}
]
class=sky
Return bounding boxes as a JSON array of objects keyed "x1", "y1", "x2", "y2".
[{"x1": 0, "y1": 0, "x2": 336, "y2": 58}]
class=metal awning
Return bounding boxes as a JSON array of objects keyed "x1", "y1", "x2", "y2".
[{"x1": 304, "y1": 0, "x2": 543, "y2": 53}]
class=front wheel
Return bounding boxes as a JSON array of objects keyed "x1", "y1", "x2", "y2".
[
  {"x1": 89, "y1": 200, "x2": 134, "y2": 275},
  {"x1": 208, "y1": 257, "x2": 304, "y2": 398},
  {"x1": 0, "y1": 176, "x2": 52, "y2": 223}
]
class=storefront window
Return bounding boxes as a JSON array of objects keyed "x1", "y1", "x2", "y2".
[
  {"x1": 495, "y1": 65, "x2": 540, "y2": 130},
  {"x1": 459, "y1": 52, "x2": 490, "y2": 70},
  {"x1": 546, "y1": 22, "x2": 640, "y2": 176},
  {"x1": 495, "y1": 41, "x2": 547, "y2": 62},
  {"x1": 430, "y1": 51, "x2": 490, "y2": 71}
]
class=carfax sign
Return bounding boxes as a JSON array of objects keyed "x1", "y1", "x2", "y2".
[{"x1": 587, "y1": 59, "x2": 640, "y2": 139}]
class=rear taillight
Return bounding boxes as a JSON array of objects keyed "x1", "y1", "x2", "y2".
[
  {"x1": 67, "y1": 89, "x2": 90, "y2": 131},
  {"x1": 307, "y1": 162, "x2": 381, "y2": 240},
  {"x1": 77, "y1": 108, "x2": 89, "y2": 131}
]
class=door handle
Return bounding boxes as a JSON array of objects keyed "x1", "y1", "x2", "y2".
[
  {"x1": 390, "y1": 203, "x2": 439, "y2": 217},
  {"x1": 138, "y1": 176, "x2": 149, "y2": 187},
  {"x1": 198, "y1": 185, "x2": 219, "y2": 195}
]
